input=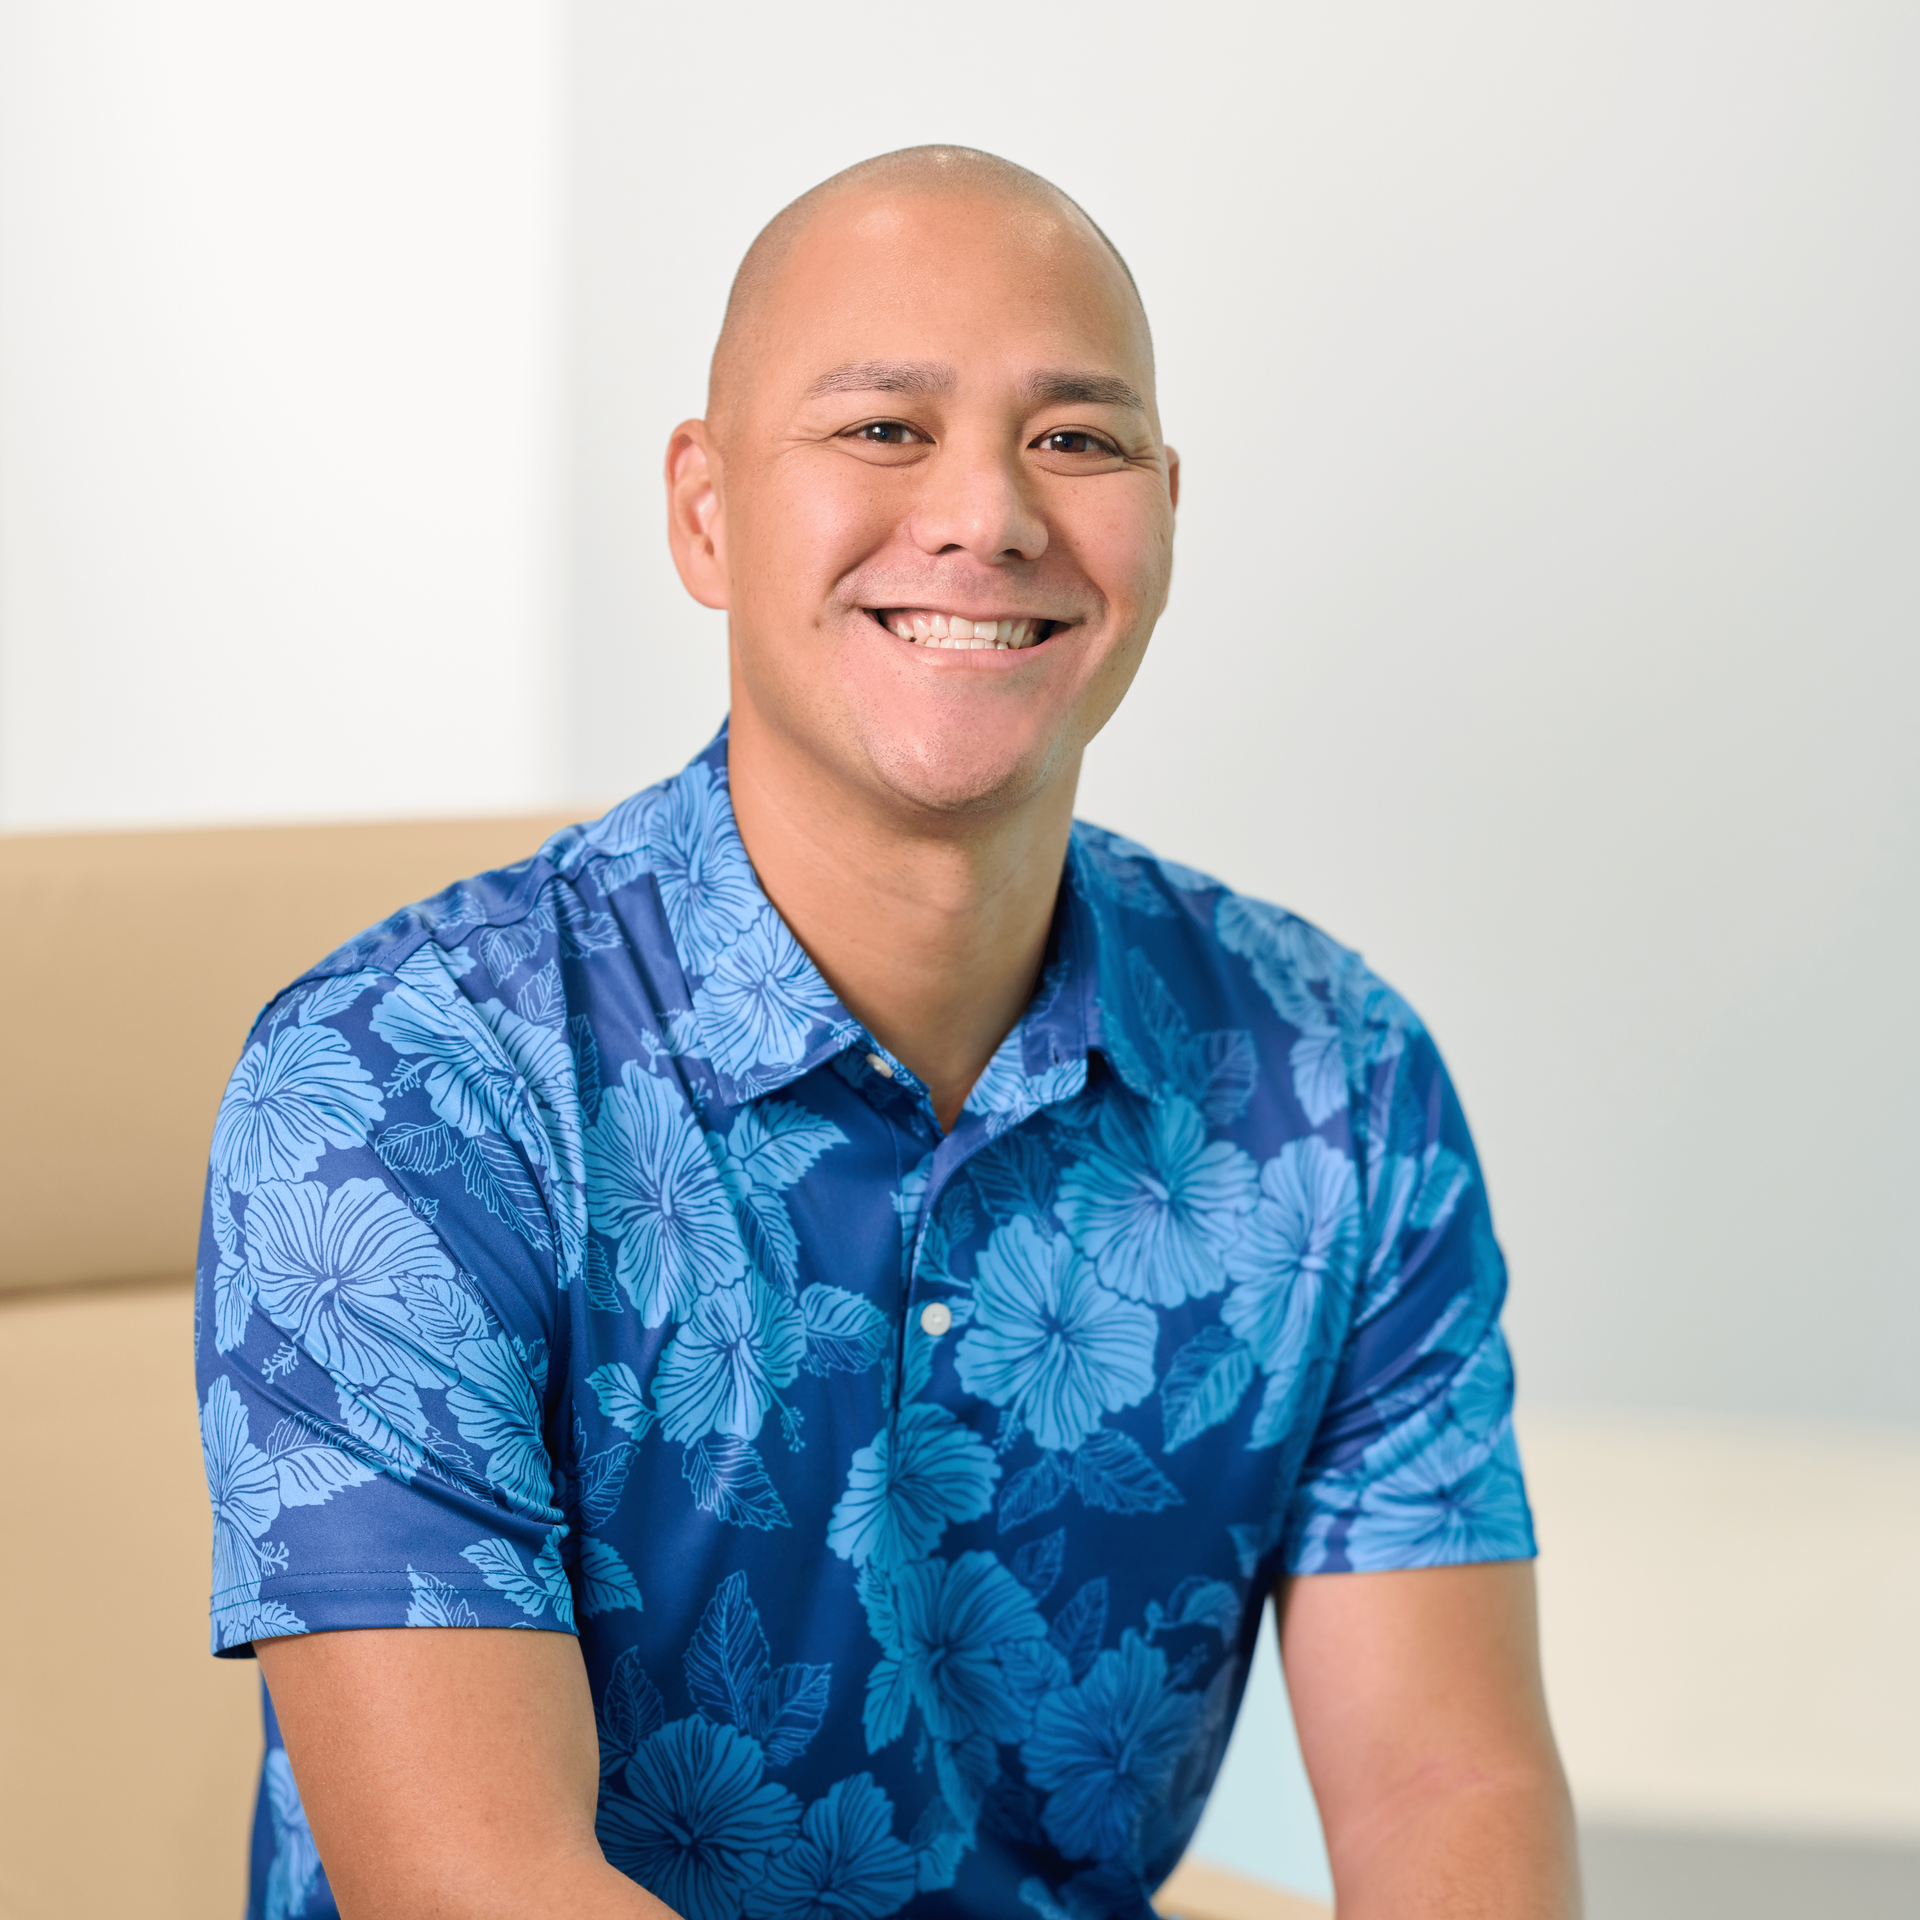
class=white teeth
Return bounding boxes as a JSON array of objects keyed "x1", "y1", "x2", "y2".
[{"x1": 881, "y1": 611, "x2": 1048, "y2": 650}]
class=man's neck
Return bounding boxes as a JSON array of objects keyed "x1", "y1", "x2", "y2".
[{"x1": 724, "y1": 707, "x2": 1076, "y2": 1133}]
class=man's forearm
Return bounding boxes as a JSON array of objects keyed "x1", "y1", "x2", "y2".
[
  {"x1": 254, "y1": 1629, "x2": 682, "y2": 1920},
  {"x1": 1327, "y1": 1765, "x2": 1582, "y2": 1919},
  {"x1": 335, "y1": 1849, "x2": 677, "y2": 1920},
  {"x1": 1282, "y1": 1564, "x2": 1582, "y2": 1920}
]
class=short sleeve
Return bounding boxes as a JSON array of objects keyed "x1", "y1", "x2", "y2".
[
  {"x1": 193, "y1": 945, "x2": 578, "y2": 1655},
  {"x1": 1281, "y1": 1019, "x2": 1536, "y2": 1575}
]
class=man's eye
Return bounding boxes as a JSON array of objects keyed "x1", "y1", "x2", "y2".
[
  {"x1": 1036, "y1": 430, "x2": 1115, "y2": 456},
  {"x1": 850, "y1": 421, "x2": 918, "y2": 445}
]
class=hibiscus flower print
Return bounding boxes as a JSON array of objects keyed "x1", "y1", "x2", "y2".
[
  {"x1": 584, "y1": 1063, "x2": 746, "y2": 1326},
  {"x1": 743, "y1": 1772, "x2": 916, "y2": 1920},
  {"x1": 598, "y1": 1716, "x2": 800, "y2": 1920},
  {"x1": 1023, "y1": 1630, "x2": 1202, "y2": 1865},
  {"x1": 368, "y1": 978, "x2": 530, "y2": 1141},
  {"x1": 653, "y1": 1274, "x2": 805, "y2": 1445},
  {"x1": 1222, "y1": 1137, "x2": 1359, "y2": 1380},
  {"x1": 1342, "y1": 1425, "x2": 1534, "y2": 1569},
  {"x1": 1053, "y1": 1094, "x2": 1257, "y2": 1307},
  {"x1": 826, "y1": 1399, "x2": 1000, "y2": 1572},
  {"x1": 954, "y1": 1217, "x2": 1157, "y2": 1454},
  {"x1": 651, "y1": 762, "x2": 764, "y2": 977},
  {"x1": 201, "y1": 1376, "x2": 280, "y2": 1616},
  {"x1": 691, "y1": 909, "x2": 841, "y2": 1083},
  {"x1": 211, "y1": 1021, "x2": 384, "y2": 1191},
  {"x1": 444, "y1": 1333, "x2": 555, "y2": 1515},
  {"x1": 244, "y1": 1177, "x2": 457, "y2": 1388},
  {"x1": 262, "y1": 1748, "x2": 325, "y2": 1920},
  {"x1": 863, "y1": 1550, "x2": 1051, "y2": 1748}
]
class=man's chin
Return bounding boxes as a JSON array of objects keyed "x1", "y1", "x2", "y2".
[{"x1": 857, "y1": 725, "x2": 1072, "y2": 823}]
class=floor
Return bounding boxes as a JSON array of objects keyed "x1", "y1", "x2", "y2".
[{"x1": 1581, "y1": 1825, "x2": 1920, "y2": 1919}]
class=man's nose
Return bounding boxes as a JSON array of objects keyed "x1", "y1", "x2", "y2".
[{"x1": 905, "y1": 432, "x2": 1048, "y2": 565}]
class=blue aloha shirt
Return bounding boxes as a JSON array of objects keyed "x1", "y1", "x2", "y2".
[{"x1": 196, "y1": 723, "x2": 1534, "y2": 1920}]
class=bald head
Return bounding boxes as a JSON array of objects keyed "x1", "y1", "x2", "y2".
[{"x1": 707, "y1": 146, "x2": 1149, "y2": 439}]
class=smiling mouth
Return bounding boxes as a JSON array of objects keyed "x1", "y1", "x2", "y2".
[{"x1": 869, "y1": 608, "x2": 1061, "y2": 651}]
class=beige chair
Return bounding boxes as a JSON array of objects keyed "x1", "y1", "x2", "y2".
[{"x1": 0, "y1": 815, "x2": 1328, "y2": 1920}]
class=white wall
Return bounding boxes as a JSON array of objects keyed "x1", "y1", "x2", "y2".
[
  {"x1": 567, "y1": 0, "x2": 1920, "y2": 1426},
  {"x1": 0, "y1": 1, "x2": 566, "y2": 828}
]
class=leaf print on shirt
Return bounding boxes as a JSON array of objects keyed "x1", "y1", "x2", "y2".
[
  {"x1": 405, "y1": 1567, "x2": 480, "y2": 1627},
  {"x1": 576, "y1": 1537, "x2": 645, "y2": 1617},
  {"x1": 1072, "y1": 829, "x2": 1177, "y2": 918},
  {"x1": 598, "y1": 1647, "x2": 668, "y2": 1777},
  {"x1": 584, "y1": 1063, "x2": 746, "y2": 1326},
  {"x1": 244, "y1": 1178, "x2": 459, "y2": 1389},
  {"x1": 211, "y1": 1020, "x2": 384, "y2": 1191},
  {"x1": 651, "y1": 760, "x2": 766, "y2": 976},
  {"x1": 799, "y1": 1286, "x2": 889, "y2": 1377},
  {"x1": 707, "y1": 1100, "x2": 848, "y2": 1295},
  {"x1": 1053, "y1": 1095, "x2": 1257, "y2": 1307},
  {"x1": 744, "y1": 1772, "x2": 917, "y2": 1920},
  {"x1": 685, "y1": 1434, "x2": 792, "y2": 1530},
  {"x1": 955, "y1": 1217, "x2": 1157, "y2": 1454},
  {"x1": 861, "y1": 1550, "x2": 1051, "y2": 1750},
  {"x1": 459, "y1": 1530, "x2": 576, "y2": 1627},
  {"x1": 265, "y1": 1414, "x2": 377, "y2": 1509},
  {"x1": 370, "y1": 960, "x2": 585, "y2": 1273},
  {"x1": 1287, "y1": 1030, "x2": 1348, "y2": 1127},
  {"x1": 598, "y1": 1716, "x2": 802, "y2": 1920},
  {"x1": 655, "y1": 1275, "x2": 806, "y2": 1445},
  {"x1": 692, "y1": 909, "x2": 841, "y2": 1083},
  {"x1": 684, "y1": 1571, "x2": 832, "y2": 1765},
  {"x1": 1157, "y1": 1327, "x2": 1256, "y2": 1452},
  {"x1": 209, "y1": 1173, "x2": 256, "y2": 1353},
  {"x1": 827, "y1": 1400, "x2": 1001, "y2": 1572},
  {"x1": 1222, "y1": 1137, "x2": 1359, "y2": 1446},
  {"x1": 1215, "y1": 895, "x2": 1346, "y2": 1024},
  {"x1": 1022, "y1": 1630, "x2": 1203, "y2": 1865},
  {"x1": 333, "y1": 1373, "x2": 431, "y2": 1484},
  {"x1": 587, "y1": 1361, "x2": 655, "y2": 1438},
  {"x1": 1124, "y1": 952, "x2": 1259, "y2": 1129}
]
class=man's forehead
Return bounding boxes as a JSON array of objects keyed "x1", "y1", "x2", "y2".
[{"x1": 708, "y1": 159, "x2": 1154, "y2": 434}]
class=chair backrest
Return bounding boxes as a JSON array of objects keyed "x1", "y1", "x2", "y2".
[{"x1": 0, "y1": 812, "x2": 579, "y2": 1297}]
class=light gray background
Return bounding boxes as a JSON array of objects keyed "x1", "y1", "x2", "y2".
[{"x1": 3, "y1": 0, "x2": 1915, "y2": 1433}]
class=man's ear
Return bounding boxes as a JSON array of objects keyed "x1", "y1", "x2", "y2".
[
  {"x1": 1165, "y1": 444, "x2": 1180, "y2": 513},
  {"x1": 665, "y1": 420, "x2": 729, "y2": 610}
]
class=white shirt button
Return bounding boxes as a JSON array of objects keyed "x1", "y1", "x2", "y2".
[
  {"x1": 865, "y1": 1051, "x2": 895, "y2": 1079},
  {"x1": 919, "y1": 1301, "x2": 952, "y2": 1338}
]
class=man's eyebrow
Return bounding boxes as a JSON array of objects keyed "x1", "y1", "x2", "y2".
[
  {"x1": 1022, "y1": 369, "x2": 1146, "y2": 411},
  {"x1": 805, "y1": 361, "x2": 955, "y2": 400}
]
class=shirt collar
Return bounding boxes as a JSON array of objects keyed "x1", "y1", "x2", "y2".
[{"x1": 629, "y1": 725, "x2": 1163, "y2": 1123}]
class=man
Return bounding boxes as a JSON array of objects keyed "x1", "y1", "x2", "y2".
[{"x1": 197, "y1": 146, "x2": 1579, "y2": 1920}]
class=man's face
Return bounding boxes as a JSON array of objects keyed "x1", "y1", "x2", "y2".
[{"x1": 677, "y1": 187, "x2": 1177, "y2": 820}]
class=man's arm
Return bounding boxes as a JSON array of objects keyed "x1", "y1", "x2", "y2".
[
  {"x1": 1279, "y1": 1560, "x2": 1581, "y2": 1919},
  {"x1": 255, "y1": 1627, "x2": 675, "y2": 1920}
]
